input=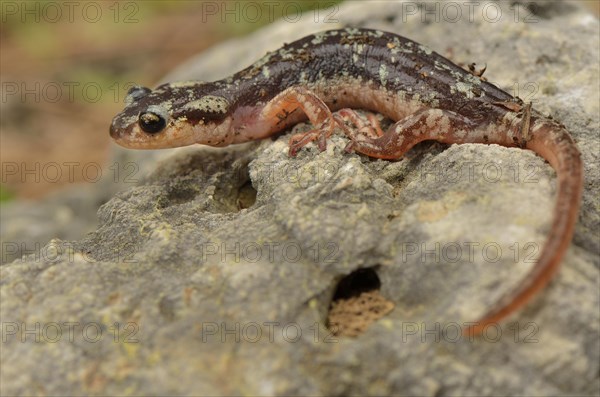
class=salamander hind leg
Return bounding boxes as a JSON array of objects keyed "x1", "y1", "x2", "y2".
[
  {"x1": 334, "y1": 108, "x2": 385, "y2": 140},
  {"x1": 346, "y1": 109, "x2": 477, "y2": 160},
  {"x1": 262, "y1": 87, "x2": 335, "y2": 156}
]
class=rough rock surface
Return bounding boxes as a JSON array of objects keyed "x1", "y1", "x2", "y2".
[{"x1": 1, "y1": 1, "x2": 599, "y2": 395}]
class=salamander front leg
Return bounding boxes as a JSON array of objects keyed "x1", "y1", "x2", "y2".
[{"x1": 262, "y1": 87, "x2": 335, "y2": 156}]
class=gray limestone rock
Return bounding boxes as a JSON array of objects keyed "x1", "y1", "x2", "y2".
[{"x1": 1, "y1": 1, "x2": 599, "y2": 395}]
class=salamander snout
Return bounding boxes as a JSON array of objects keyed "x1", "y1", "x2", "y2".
[
  {"x1": 110, "y1": 82, "x2": 234, "y2": 149},
  {"x1": 109, "y1": 85, "x2": 177, "y2": 148},
  {"x1": 109, "y1": 120, "x2": 121, "y2": 140}
]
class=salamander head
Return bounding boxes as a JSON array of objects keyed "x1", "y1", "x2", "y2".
[{"x1": 110, "y1": 83, "x2": 232, "y2": 149}]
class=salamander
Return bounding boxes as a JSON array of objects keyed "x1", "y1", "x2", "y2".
[{"x1": 109, "y1": 28, "x2": 583, "y2": 336}]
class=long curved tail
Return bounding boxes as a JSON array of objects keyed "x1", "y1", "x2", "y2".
[
  {"x1": 464, "y1": 118, "x2": 583, "y2": 335},
  {"x1": 343, "y1": 107, "x2": 583, "y2": 335}
]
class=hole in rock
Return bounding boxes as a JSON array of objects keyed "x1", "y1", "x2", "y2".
[
  {"x1": 327, "y1": 267, "x2": 395, "y2": 337},
  {"x1": 332, "y1": 267, "x2": 381, "y2": 300}
]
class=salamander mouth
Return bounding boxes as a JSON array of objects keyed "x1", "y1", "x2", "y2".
[
  {"x1": 109, "y1": 128, "x2": 147, "y2": 149},
  {"x1": 109, "y1": 117, "x2": 201, "y2": 149}
]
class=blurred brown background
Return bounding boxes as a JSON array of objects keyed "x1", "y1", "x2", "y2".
[
  {"x1": 0, "y1": 0, "x2": 597, "y2": 200},
  {"x1": 1, "y1": 0, "x2": 344, "y2": 200}
]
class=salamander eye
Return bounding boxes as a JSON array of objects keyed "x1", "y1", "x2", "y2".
[{"x1": 139, "y1": 111, "x2": 166, "y2": 134}]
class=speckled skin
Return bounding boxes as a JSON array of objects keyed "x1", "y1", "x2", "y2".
[
  {"x1": 110, "y1": 28, "x2": 520, "y2": 149},
  {"x1": 109, "y1": 28, "x2": 583, "y2": 335}
]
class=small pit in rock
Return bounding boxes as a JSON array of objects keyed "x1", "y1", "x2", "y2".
[
  {"x1": 236, "y1": 180, "x2": 257, "y2": 210},
  {"x1": 327, "y1": 267, "x2": 395, "y2": 337},
  {"x1": 162, "y1": 183, "x2": 199, "y2": 206}
]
